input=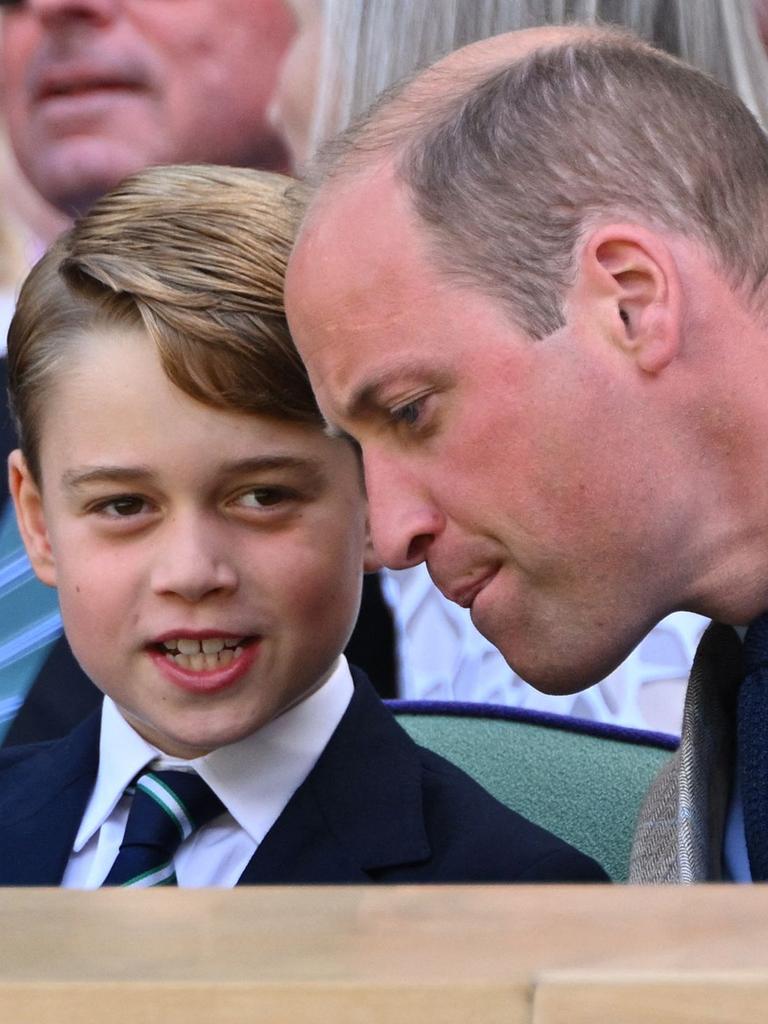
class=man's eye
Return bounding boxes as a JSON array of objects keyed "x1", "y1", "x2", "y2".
[
  {"x1": 96, "y1": 495, "x2": 148, "y2": 517},
  {"x1": 390, "y1": 398, "x2": 424, "y2": 427}
]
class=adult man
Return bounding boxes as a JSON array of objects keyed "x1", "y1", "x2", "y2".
[
  {"x1": 0, "y1": 0, "x2": 297, "y2": 746},
  {"x1": 286, "y1": 27, "x2": 768, "y2": 882}
]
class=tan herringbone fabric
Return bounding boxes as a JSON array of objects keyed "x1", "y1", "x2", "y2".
[{"x1": 630, "y1": 623, "x2": 743, "y2": 883}]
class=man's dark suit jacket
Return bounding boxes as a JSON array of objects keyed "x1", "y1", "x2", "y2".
[{"x1": 0, "y1": 670, "x2": 607, "y2": 885}]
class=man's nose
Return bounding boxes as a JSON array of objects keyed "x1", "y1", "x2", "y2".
[
  {"x1": 364, "y1": 453, "x2": 445, "y2": 570},
  {"x1": 150, "y1": 515, "x2": 239, "y2": 604}
]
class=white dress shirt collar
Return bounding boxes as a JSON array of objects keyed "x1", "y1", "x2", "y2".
[{"x1": 73, "y1": 656, "x2": 354, "y2": 853}]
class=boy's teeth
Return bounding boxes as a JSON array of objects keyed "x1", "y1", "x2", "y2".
[
  {"x1": 162, "y1": 636, "x2": 244, "y2": 655},
  {"x1": 163, "y1": 643, "x2": 245, "y2": 671}
]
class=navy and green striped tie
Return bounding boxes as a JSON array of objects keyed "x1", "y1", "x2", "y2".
[{"x1": 102, "y1": 770, "x2": 225, "y2": 887}]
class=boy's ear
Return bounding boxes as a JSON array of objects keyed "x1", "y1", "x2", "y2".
[
  {"x1": 575, "y1": 223, "x2": 683, "y2": 374},
  {"x1": 8, "y1": 450, "x2": 57, "y2": 587}
]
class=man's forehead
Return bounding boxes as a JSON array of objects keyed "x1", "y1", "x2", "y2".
[
  {"x1": 293, "y1": 20, "x2": 611, "y2": 271},
  {"x1": 287, "y1": 167, "x2": 463, "y2": 402},
  {"x1": 291, "y1": 161, "x2": 428, "y2": 315}
]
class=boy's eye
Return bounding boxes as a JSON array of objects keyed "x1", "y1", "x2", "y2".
[
  {"x1": 96, "y1": 495, "x2": 149, "y2": 517},
  {"x1": 236, "y1": 487, "x2": 293, "y2": 509}
]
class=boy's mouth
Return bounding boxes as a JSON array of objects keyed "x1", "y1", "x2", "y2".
[{"x1": 153, "y1": 636, "x2": 255, "y2": 672}]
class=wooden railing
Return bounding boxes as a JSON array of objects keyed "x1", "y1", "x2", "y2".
[{"x1": 1, "y1": 885, "x2": 766, "y2": 1023}]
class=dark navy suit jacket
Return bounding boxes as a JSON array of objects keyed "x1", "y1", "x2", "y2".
[{"x1": 0, "y1": 670, "x2": 607, "y2": 885}]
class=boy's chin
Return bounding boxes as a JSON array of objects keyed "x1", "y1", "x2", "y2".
[{"x1": 119, "y1": 708, "x2": 255, "y2": 760}]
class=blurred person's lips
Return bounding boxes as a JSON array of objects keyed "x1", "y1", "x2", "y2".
[
  {"x1": 34, "y1": 64, "x2": 147, "y2": 102},
  {"x1": 27, "y1": 60, "x2": 154, "y2": 133},
  {"x1": 26, "y1": 47, "x2": 154, "y2": 119}
]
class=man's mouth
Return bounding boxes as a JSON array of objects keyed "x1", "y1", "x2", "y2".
[
  {"x1": 154, "y1": 636, "x2": 254, "y2": 672},
  {"x1": 437, "y1": 568, "x2": 500, "y2": 609}
]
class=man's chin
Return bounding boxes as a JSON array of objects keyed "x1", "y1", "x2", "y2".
[{"x1": 494, "y1": 636, "x2": 631, "y2": 696}]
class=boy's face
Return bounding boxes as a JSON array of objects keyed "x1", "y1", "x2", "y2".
[{"x1": 10, "y1": 325, "x2": 369, "y2": 758}]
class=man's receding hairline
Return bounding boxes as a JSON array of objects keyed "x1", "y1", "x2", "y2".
[
  {"x1": 306, "y1": 28, "x2": 657, "y2": 194},
  {"x1": 298, "y1": 25, "x2": 768, "y2": 342}
]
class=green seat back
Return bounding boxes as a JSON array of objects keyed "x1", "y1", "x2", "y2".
[{"x1": 391, "y1": 702, "x2": 676, "y2": 881}]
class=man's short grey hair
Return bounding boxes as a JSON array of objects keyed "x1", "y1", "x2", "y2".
[
  {"x1": 316, "y1": 37, "x2": 768, "y2": 338},
  {"x1": 311, "y1": 0, "x2": 768, "y2": 153}
]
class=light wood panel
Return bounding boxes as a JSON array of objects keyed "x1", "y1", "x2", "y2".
[
  {"x1": 533, "y1": 973, "x2": 768, "y2": 1024},
  {"x1": 1, "y1": 886, "x2": 767, "y2": 1022}
]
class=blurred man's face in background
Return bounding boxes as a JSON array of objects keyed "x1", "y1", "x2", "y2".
[{"x1": 2, "y1": 0, "x2": 295, "y2": 215}]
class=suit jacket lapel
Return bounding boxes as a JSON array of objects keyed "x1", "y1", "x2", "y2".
[
  {"x1": 631, "y1": 623, "x2": 742, "y2": 882},
  {"x1": 0, "y1": 712, "x2": 100, "y2": 884},
  {"x1": 678, "y1": 623, "x2": 741, "y2": 880},
  {"x1": 238, "y1": 671, "x2": 431, "y2": 884}
]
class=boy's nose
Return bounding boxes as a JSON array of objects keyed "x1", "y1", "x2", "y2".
[
  {"x1": 150, "y1": 516, "x2": 238, "y2": 603},
  {"x1": 363, "y1": 452, "x2": 445, "y2": 570}
]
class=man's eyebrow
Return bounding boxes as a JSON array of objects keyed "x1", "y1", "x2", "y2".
[{"x1": 343, "y1": 359, "x2": 437, "y2": 421}]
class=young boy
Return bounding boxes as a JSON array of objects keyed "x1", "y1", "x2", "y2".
[{"x1": 0, "y1": 165, "x2": 606, "y2": 886}]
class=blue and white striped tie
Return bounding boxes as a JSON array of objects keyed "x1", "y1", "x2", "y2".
[
  {"x1": 0, "y1": 501, "x2": 62, "y2": 741},
  {"x1": 102, "y1": 770, "x2": 226, "y2": 887}
]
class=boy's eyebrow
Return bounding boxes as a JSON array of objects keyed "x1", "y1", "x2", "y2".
[
  {"x1": 61, "y1": 456, "x2": 328, "y2": 491},
  {"x1": 61, "y1": 465, "x2": 156, "y2": 490},
  {"x1": 220, "y1": 456, "x2": 326, "y2": 477},
  {"x1": 220, "y1": 455, "x2": 330, "y2": 489}
]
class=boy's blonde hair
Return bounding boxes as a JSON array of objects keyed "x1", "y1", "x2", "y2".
[{"x1": 7, "y1": 164, "x2": 315, "y2": 483}]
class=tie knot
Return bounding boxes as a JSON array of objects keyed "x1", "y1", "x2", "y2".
[
  {"x1": 743, "y1": 613, "x2": 768, "y2": 675},
  {"x1": 102, "y1": 769, "x2": 225, "y2": 887},
  {"x1": 132, "y1": 770, "x2": 225, "y2": 841}
]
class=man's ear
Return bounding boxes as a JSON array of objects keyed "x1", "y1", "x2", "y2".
[
  {"x1": 8, "y1": 450, "x2": 57, "y2": 587},
  {"x1": 575, "y1": 224, "x2": 683, "y2": 374}
]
